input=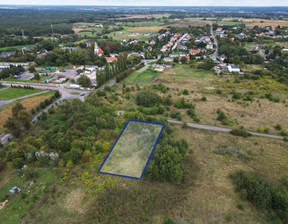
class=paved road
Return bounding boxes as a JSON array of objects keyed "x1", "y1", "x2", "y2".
[
  {"x1": 167, "y1": 119, "x2": 285, "y2": 140},
  {"x1": 211, "y1": 25, "x2": 218, "y2": 60}
]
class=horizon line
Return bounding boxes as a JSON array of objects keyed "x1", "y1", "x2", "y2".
[{"x1": 1, "y1": 4, "x2": 288, "y2": 7}]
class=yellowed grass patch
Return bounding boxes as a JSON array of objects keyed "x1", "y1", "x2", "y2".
[
  {"x1": 0, "y1": 94, "x2": 54, "y2": 133},
  {"x1": 127, "y1": 26, "x2": 163, "y2": 33}
]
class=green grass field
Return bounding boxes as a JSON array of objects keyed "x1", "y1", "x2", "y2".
[
  {"x1": 171, "y1": 65, "x2": 215, "y2": 78},
  {"x1": 0, "y1": 88, "x2": 44, "y2": 100},
  {"x1": 0, "y1": 45, "x2": 33, "y2": 51},
  {"x1": 125, "y1": 69, "x2": 159, "y2": 82}
]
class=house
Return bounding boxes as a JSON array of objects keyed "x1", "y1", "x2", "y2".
[
  {"x1": 206, "y1": 44, "x2": 213, "y2": 50},
  {"x1": 189, "y1": 49, "x2": 201, "y2": 55},
  {"x1": 163, "y1": 57, "x2": 173, "y2": 62},
  {"x1": 148, "y1": 40, "x2": 156, "y2": 45},
  {"x1": 220, "y1": 64, "x2": 229, "y2": 72},
  {"x1": 94, "y1": 42, "x2": 104, "y2": 56},
  {"x1": 177, "y1": 45, "x2": 188, "y2": 50},
  {"x1": 82, "y1": 40, "x2": 92, "y2": 47},
  {"x1": 228, "y1": 64, "x2": 241, "y2": 73},
  {"x1": 147, "y1": 46, "x2": 153, "y2": 52},
  {"x1": 219, "y1": 54, "x2": 227, "y2": 62},
  {"x1": 0, "y1": 52, "x2": 15, "y2": 58},
  {"x1": 169, "y1": 53, "x2": 179, "y2": 58},
  {"x1": 249, "y1": 46, "x2": 259, "y2": 52},
  {"x1": 60, "y1": 47, "x2": 77, "y2": 51},
  {"x1": 105, "y1": 57, "x2": 118, "y2": 63}
]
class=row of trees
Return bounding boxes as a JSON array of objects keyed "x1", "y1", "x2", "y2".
[{"x1": 96, "y1": 57, "x2": 127, "y2": 86}]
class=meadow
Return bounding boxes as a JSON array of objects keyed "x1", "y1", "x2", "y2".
[{"x1": 0, "y1": 88, "x2": 44, "y2": 100}]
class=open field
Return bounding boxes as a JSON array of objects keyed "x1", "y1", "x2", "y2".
[
  {"x1": 0, "y1": 92, "x2": 55, "y2": 133},
  {"x1": 162, "y1": 20, "x2": 212, "y2": 27},
  {"x1": 0, "y1": 88, "x2": 44, "y2": 100},
  {"x1": 112, "y1": 13, "x2": 170, "y2": 20},
  {"x1": 127, "y1": 26, "x2": 163, "y2": 33},
  {"x1": 123, "y1": 64, "x2": 288, "y2": 136},
  {"x1": 223, "y1": 18, "x2": 288, "y2": 27},
  {"x1": 125, "y1": 69, "x2": 159, "y2": 82}
]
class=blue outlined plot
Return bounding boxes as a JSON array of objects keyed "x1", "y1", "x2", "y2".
[{"x1": 98, "y1": 120, "x2": 164, "y2": 179}]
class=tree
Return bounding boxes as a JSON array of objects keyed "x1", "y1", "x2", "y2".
[
  {"x1": 180, "y1": 56, "x2": 188, "y2": 64},
  {"x1": 34, "y1": 72, "x2": 40, "y2": 80},
  {"x1": 4, "y1": 103, "x2": 32, "y2": 137},
  {"x1": 29, "y1": 66, "x2": 36, "y2": 73},
  {"x1": 197, "y1": 58, "x2": 214, "y2": 70},
  {"x1": 78, "y1": 75, "x2": 91, "y2": 87},
  {"x1": 135, "y1": 89, "x2": 161, "y2": 107}
]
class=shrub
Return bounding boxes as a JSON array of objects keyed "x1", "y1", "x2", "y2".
[
  {"x1": 164, "y1": 218, "x2": 175, "y2": 224},
  {"x1": 23, "y1": 167, "x2": 39, "y2": 180},
  {"x1": 31, "y1": 108, "x2": 35, "y2": 115},
  {"x1": 182, "y1": 89, "x2": 189, "y2": 95},
  {"x1": 12, "y1": 157, "x2": 24, "y2": 169},
  {"x1": 230, "y1": 129, "x2": 252, "y2": 137},
  {"x1": 135, "y1": 89, "x2": 161, "y2": 107},
  {"x1": 217, "y1": 110, "x2": 227, "y2": 121},
  {"x1": 226, "y1": 214, "x2": 232, "y2": 222},
  {"x1": 175, "y1": 98, "x2": 193, "y2": 109},
  {"x1": 104, "y1": 86, "x2": 111, "y2": 92},
  {"x1": 275, "y1": 124, "x2": 282, "y2": 130},
  {"x1": 201, "y1": 96, "x2": 207, "y2": 101},
  {"x1": 264, "y1": 128, "x2": 270, "y2": 134}
]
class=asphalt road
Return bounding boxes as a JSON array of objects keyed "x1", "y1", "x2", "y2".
[{"x1": 211, "y1": 25, "x2": 219, "y2": 60}]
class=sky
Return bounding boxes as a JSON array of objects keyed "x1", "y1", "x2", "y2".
[{"x1": 0, "y1": 0, "x2": 287, "y2": 6}]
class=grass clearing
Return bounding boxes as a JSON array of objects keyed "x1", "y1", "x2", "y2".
[{"x1": 0, "y1": 88, "x2": 44, "y2": 100}]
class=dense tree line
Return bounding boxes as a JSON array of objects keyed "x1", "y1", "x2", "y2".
[{"x1": 0, "y1": 65, "x2": 24, "y2": 80}]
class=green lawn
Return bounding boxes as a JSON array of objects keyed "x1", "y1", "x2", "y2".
[
  {"x1": 0, "y1": 88, "x2": 44, "y2": 100},
  {"x1": 71, "y1": 92, "x2": 80, "y2": 95},
  {"x1": 0, "y1": 168, "x2": 61, "y2": 224},
  {"x1": 0, "y1": 45, "x2": 33, "y2": 51}
]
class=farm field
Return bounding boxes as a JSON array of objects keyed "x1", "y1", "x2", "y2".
[
  {"x1": 0, "y1": 92, "x2": 55, "y2": 133},
  {"x1": 223, "y1": 18, "x2": 288, "y2": 27},
  {"x1": 0, "y1": 88, "x2": 44, "y2": 100}
]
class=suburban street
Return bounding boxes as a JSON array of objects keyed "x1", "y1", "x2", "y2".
[{"x1": 210, "y1": 25, "x2": 218, "y2": 60}]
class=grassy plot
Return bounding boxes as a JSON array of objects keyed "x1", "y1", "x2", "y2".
[
  {"x1": 155, "y1": 65, "x2": 215, "y2": 84},
  {"x1": 125, "y1": 69, "x2": 159, "y2": 82},
  {"x1": 0, "y1": 88, "x2": 44, "y2": 100},
  {"x1": 0, "y1": 168, "x2": 61, "y2": 224}
]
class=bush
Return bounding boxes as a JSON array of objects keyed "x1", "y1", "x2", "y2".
[
  {"x1": 201, "y1": 96, "x2": 207, "y2": 101},
  {"x1": 23, "y1": 167, "x2": 39, "y2": 180},
  {"x1": 275, "y1": 124, "x2": 282, "y2": 130},
  {"x1": 12, "y1": 157, "x2": 24, "y2": 169},
  {"x1": 230, "y1": 129, "x2": 252, "y2": 137},
  {"x1": 182, "y1": 89, "x2": 189, "y2": 95},
  {"x1": 135, "y1": 89, "x2": 161, "y2": 107},
  {"x1": 164, "y1": 218, "x2": 175, "y2": 224},
  {"x1": 217, "y1": 110, "x2": 227, "y2": 121},
  {"x1": 175, "y1": 98, "x2": 193, "y2": 109}
]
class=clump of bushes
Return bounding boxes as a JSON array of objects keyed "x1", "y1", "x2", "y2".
[
  {"x1": 135, "y1": 89, "x2": 161, "y2": 107},
  {"x1": 230, "y1": 129, "x2": 252, "y2": 137}
]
